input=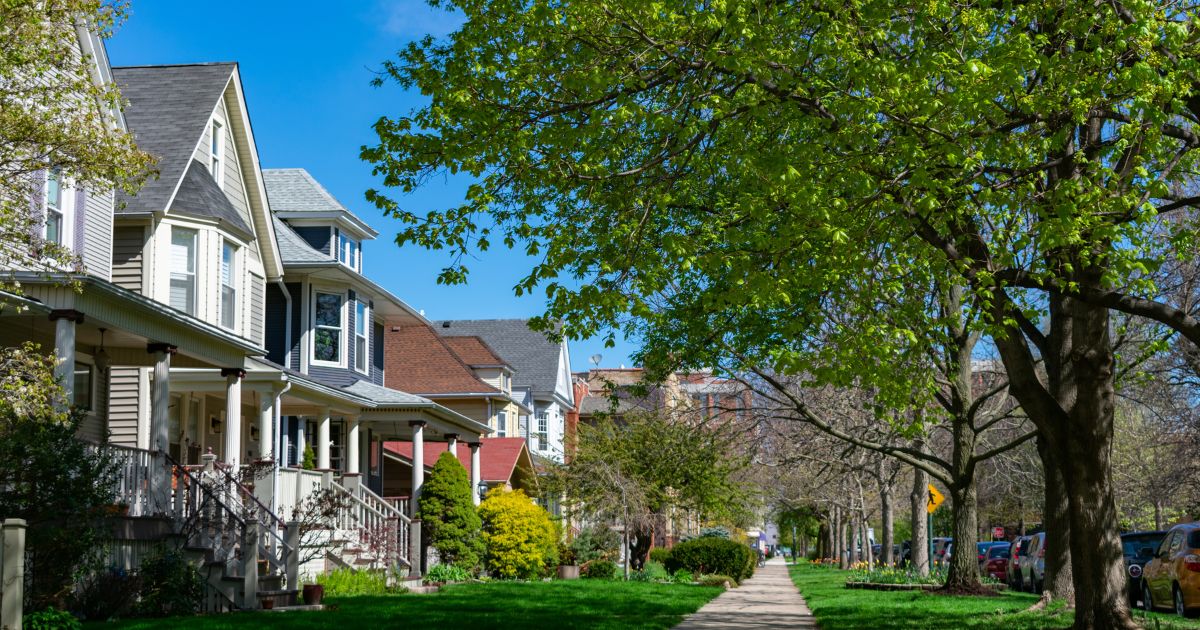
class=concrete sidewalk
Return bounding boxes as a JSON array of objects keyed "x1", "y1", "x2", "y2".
[{"x1": 674, "y1": 557, "x2": 818, "y2": 629}]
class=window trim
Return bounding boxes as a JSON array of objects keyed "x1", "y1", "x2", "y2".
[
  {"x1": 219, "y1": 239, "x2": 238, "y2": 331},
  {"x1": 536, "y1": 410, "x2": 549, "y2": 451},
  {"x1": 496, "y1": 410, "x2": 507, "y2": 438},
  {"x1": 334, "y1": 228, "x2": 360, "y2": 271},
  {"x1": 353, "y1": 300, "x2": 369, "y2": 374},
  {"x1": 210, "y1": 119, "x2": 225, "y2": 187},
  {"x1": 42, "y1": 168, "x2": 73, "y2": 248},
  {"x1": 311, "y1": 288, "x2": 347, "y2": 368}
]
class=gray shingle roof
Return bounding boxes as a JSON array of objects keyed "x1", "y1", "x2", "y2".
[
  {"x1": 436, "y1": 319, "x2": 565, "y2": 396},
  {"x1": 262, "y1": 169, "x2": 375, "y2": 235},
  {"x1": 112, "y1": 63, "x2": 236, "y2": 215},
  {"x1": 272, "y1": 214, "x2": 331, "y2": 264},
  {"x1": 172, "y1": 160, "x2": 252, "y2": 234},
  {"x1": 342, "y1": 379, "x2": 432, "y2": 405}
]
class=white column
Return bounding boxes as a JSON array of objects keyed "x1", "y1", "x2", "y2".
[
  {"x1": 148, "y1": 343, "x2": 175, "y2": 515},
  {"x1": 346, "y1": 416, "x2": 361, "y2": 475},
  {"x1": 317, "y1": 407, "x2": 331, "y2": 470},
  {"x1": 445, "y1": 433, "x2": 459, "y2": 458},
  {"x1": 469, "y1": 441, "x2": 482, "y2": 506},
  {"x1": 294, "y1": 417, "x2": 306, "y2": 467},
  {"x1": 410, "y1": 421, "x2": 426, "y2": 513},
  {"x1": 222, "y1": 368, "x2": 244, "y2": 466},
  {"x1": 258, "y1": 392, "x2": 273, "y2": 461},
  {"x1": 50, "y1": 310, "x2": 81, "y2": 405}
]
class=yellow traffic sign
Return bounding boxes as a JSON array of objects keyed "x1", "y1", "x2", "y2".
[{"x1": 927, "y1": 484, "x2": 945, "y2": 514}]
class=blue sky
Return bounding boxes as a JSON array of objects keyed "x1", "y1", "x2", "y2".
[{"x1": 106, "y1": 0, "x2": 637, "y2": 372}]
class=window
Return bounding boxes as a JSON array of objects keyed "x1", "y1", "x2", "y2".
[
  {"x1": 73, "y1": 362, "x2": 92, "y2": 410},
  {"x1": 496, "y1": 410, "x2": 507, "y2": 438},
  {"x1": 44, "y1": 168, "x2": 65, "y2": 245},
  {"x1": 313, "y1": 291, "x2": 343, "y2": 364},
  {"x1": 336, "y1": 229, "x2": 359, "y2": 271},
  {"x1": 220, "y1": 240, "x2": 238, "y2": 330},
  {"x1": 354, "y1": 300, "x2": 368, "y2": 373},
  {"x1": 169, "y1": 227, "x2": 198, "y2": 315},
  {"x1": 210, "y1": 120, "x2": 224, "y2": 186},
  {"x1": 536, "y1": 411, "x2": 548, "y2": 451}
]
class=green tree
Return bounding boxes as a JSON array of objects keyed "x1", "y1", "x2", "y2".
[
  {"x1": 364, "y1": 2, "x2": 1200, "y2": 626},
  {"x1": 1, "y1": 0, "x2": 152, "y2": 297},
  {"x1": 418, "y1": 451, "x2": 484, "y2": 570},
  {"x1": 478, "y1": 488, "x2": 558, "y2": 579}
]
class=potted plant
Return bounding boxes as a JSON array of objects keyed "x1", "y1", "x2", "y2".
[
  {"x1": 557, "y1": 545, "x2": 580, "y2": 579},
  {"x1": 260, "y1": 596, "x2": 276, "y2": 610},
  {"x1": 302, "y1": 581, "x2": 324, "y2": 605}
]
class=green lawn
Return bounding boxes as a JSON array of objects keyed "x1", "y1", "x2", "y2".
[
  {"x1": 788, "y1": 562, "x2": 1200, "y2": 630},
  {"x1": 85, "y1": 579, "x2": 722, "y2": 630}
]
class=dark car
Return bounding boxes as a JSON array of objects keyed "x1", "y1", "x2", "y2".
[
  {"x1": 976, "y1": 541, "x2": 1005, "y2": 572},
  {"x1": 1122, "y1": 530, "x2": 1167, "y2": 607},
  {"x1": 1006, "y1": 536, "x2": 1032, "y2": 590},
  {"x1": 983, "y1": 543, "x2": 1011, "y2": 580}
]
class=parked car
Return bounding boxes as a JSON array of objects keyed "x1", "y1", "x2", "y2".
[
  {"x1": 871, "y1": 543, "x2": 883, "y2": 559},
  {"x1": 932, "y1": 537, "x2": 953, "y2": 565},
  {"x1": 1141, "y1": 522, "x2": 1200, "y2": 617},
  {"x1": 983, "y1": 542, "x2": 1011, "y2": 581},
  {"x1": 899, "y1": 540, "x2": 912, "y2": 565},
  {"x1": 1021, "y1": 533, "x2": 1047, "y2": 593},
  {"x1": 976, "y1": 541, "x2": 1005, "y2": 572},
  {"x1": 1007, "y1": 536, "x2": 1032, "y2": 590},
  {"x1": 1122, "y1": 530, "x2": 1167, "y2": 607}
]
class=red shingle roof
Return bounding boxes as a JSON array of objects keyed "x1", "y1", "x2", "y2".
[
  {"x1": 442, "y1": 335, "x2": 508, "y2": 367},
  {"x1": 384, "y1": 437, "x2": 530, "y2": 483},
  {"x1": 383, "y1": 322, "x2": 500, "y2": 394}
]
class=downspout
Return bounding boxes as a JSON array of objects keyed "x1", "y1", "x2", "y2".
[
  {"x1": 271, "y1": 379, "x2": 292, "y2": 520},
  {"x1": 486, "y1": 397, "x2": 493, "y2": 435}
]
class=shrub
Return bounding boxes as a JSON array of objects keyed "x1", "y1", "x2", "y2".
[
  {"x1": 570, "y1": 524, "x2": 620, "y2": 564},
  {"x1": 697, "y1": 574, "x2": 736, "y2": 588},
  {"x1": 478, "y1": 488, "x2": 558, "y2": 579},
  {"x1": 699, "y1": 526, "x2": 731, "y2": 539},
  {"x1": 641, "y1": 560, "x2": 670, "y2": 581},
  {"x1": 301, "y1": 444, "x2": 316, "y2": 470},
  {"x1": 671, "y1": 569, "x2": 694, "y2": 584},
  {"x1": 133, "y1": 548, "x2": 203, "y2": 617},
  {"x1": 425, "y1": 563, "x2": 473, "y2": 584},
  {"x1": 71, "y1": 566, "x2": 140, "y2": 621},
  {"x1": 581, "y1": 559, "x2": 617, "y2": 579},
  {"x1": 317, "y1": 568, "x2": 402, "y2": 596},
  {"x1": 419, "y1": 452, "x2": 484, "y2": 571},
  {"x1": 648, "y1": 547, "x2": 672, "y2": 564},
  {"x1": 25, "y1": 608, "x2": 80, "y2": 630},
  {"x1": 665, "y1": 537, "x2": 756, "y2": 583}
]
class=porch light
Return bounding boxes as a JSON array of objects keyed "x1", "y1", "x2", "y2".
[{"x1": 478, "y1": 481, "x2": 489, "y2": 500}]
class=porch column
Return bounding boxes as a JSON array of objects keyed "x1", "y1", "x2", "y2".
[
  {"x1": 410, "y1": 421, "x2": 426, "y2": 514},
  {"x1": 49, "y1": 310, "x2": 84, "y2": 405},
  {"x1": 294, "y1": 417, "x2": 306, "y2": 467},
  {"x1": 346, "y1": 416, "x2": 361, "y2": 476},
  {"x1": 445, "y1": 433, "x2": 459, "y2": 458},
  {"x1": 317, "y1": 407, "x2": 331, "y2": 470},
  {"x1": 258, "y1": 392, "x2": 273, "y2": 461},
  {"x1": 469, "y1": 441, "x2": 482, "y2": 506},
  {"x1": 148, "y1": 343, "x2": 176, "y2": 515},
  {"x1": 221, "y1": 368, "x2": 245, "y2": 466}
]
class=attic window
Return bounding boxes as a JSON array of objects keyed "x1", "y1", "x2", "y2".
[{"x1": 210, "y1": 119, "x2": 224, "y2": 187}]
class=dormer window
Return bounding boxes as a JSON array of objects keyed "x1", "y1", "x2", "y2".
[
  {"x1": 334, "y1": 228, "x2": 360, "y2": 271},
  {"x1": 210, "y1": 119, "x2": 224, "y2": 187}
]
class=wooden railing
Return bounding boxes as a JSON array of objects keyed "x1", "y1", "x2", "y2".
[
  {"x1": 102, "y1": 443, "x2": 155, "y2": 516},
  {"x1": 383, "y1": 496, "x2": 410, "y2": 517}
]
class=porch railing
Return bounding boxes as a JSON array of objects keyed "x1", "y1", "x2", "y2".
[{"x1": 102, "y1": 443, "x2": 155, "y2": 517}]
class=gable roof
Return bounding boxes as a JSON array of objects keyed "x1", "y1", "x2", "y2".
[
  {"x1": 262, "y1": 168, "x2": 378, "y2": 237},
  {"x1": 437, "y1": 319, "x2": 565, "y2": 396},
  {"x1": 442, "y1": 336, "x2": 508, "y2": 368},
  {"x1": 111, "y1": 63, "x2": 236, "y2": 216},
  {"x1": 383, "y1": 437, "x2": 532, "y2": 484},
  {"x1": 271, "y1": 214, "x2": 331, "y2": 264},
  {"x1": 384, "y1": 322, "x2": 501, "y2": 395},
  {"x1": 172, "y1": 159, "x2": 253, "y2": 235}
]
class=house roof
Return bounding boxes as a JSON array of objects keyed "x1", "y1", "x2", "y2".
[
  {"x1": 442, "y1": 336, "x2": 508, "y2": 368},
  {"x1": 437, "y1": 319, "x2": 564, "y2": 396},
  {"x1": 262, "y1": 168, "x2": 378, "y2": 237},
  {"x1": 383, "y1": 437, "x2": 532, "y2": 483},
  {"x1": 342, "y1": 378, "x2": 433, "y2": 406},
  {"x1": 111, "y1": 63, "x2": 236, "y2": 216},
  {"x1": 384, "y1": 322, "x2": 501, "y2": 395},
  {"x1": 271, "y1": 214, "x2": 330, "y2": 264},
  {"x1": 171, "y1": 159, "x2": 253, "y2": 235}
]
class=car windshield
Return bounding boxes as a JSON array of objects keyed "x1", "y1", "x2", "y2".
[
  {"x1": 1189, "y1": 531, "x2": 1200, "y2": 549},
  {"x1": 1122, "y1": 534, "x2": 1164, "y2": 557},
  {"x1": 987, "y1": 544, "x2": 1010, "y2": 559}
]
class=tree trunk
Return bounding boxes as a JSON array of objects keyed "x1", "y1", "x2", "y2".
[
  {"x1": 1039, "y1": 436, "x2": 1074, "y2": 603},
  {"x1": 945, "y1": 479, "x2": 981, "y2": 591},
  {"x1": 1154, "y1": 499, "x2": 1163, "y2": 531},
  {"x1": 879, "y1": 466, "x2": 895, "y2": 566},
  {"x1": 911, "y1": 451, "x2": 930, "y2": 576},
  {"x1": 850, "y1": 514, "x2": 861, "y2": 565}
]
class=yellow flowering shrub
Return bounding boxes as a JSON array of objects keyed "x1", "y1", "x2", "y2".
[{"x1": 478, "y1": 488, "x2": 559, "y2": 579}]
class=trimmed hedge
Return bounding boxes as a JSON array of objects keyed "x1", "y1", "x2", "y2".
[
  {"x1": 664, "y1": 537, "x2": 756, "y2": 583},
  {"x1": 648, "y1": 548, "x2": 672, "y2": 564},
  {"x1": 581, "y1": 559, "x2": 617, "y2": 579}
]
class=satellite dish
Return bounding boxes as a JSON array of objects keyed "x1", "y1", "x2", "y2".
[{"x1": 589, "y1": 354, "x2": 602, "y2": 366}]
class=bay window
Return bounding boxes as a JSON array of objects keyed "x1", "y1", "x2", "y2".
[
  {"x1": 169, "y1": 227, "x2": 198, "y2": 315},
  {"x1": 354, "y1": 300, "x2": 368, "y2": 373},
  {"x1": 220, "y1": 240, "x2": 238, "y2": 330}
]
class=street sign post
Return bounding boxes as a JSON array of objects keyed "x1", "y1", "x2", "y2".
[{"x1": 927, "y1": 485, "x2": 944, "y2": 567}]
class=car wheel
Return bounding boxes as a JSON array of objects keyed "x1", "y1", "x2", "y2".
[
  {"x1": 1174, "y1": 585, "x2": 1186, "y2": 617},
  {"x1": 1143, "y1": 584, "x2": 1154, "y2": 612}
]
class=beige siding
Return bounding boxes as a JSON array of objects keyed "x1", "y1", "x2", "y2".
[
  {"x1": 111, "y1": 225, "x2": 145, "y2": 292},
  {"x1": 108, "y1": 366, "x2": 141, "y2": 446},
  {"x1": 81, "y1": 187, "x2": 114, "y2": 280},
  {"x1": 248, "y1": 272, "x2": 264, "y2": 345}
]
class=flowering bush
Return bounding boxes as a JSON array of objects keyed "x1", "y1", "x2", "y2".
[
  {"x1": 845, "y1": 565, "x2": 1003, "y2": 586},
  {"x1": 478, "y1": 488, "x2": 558, "y2": 579}
]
